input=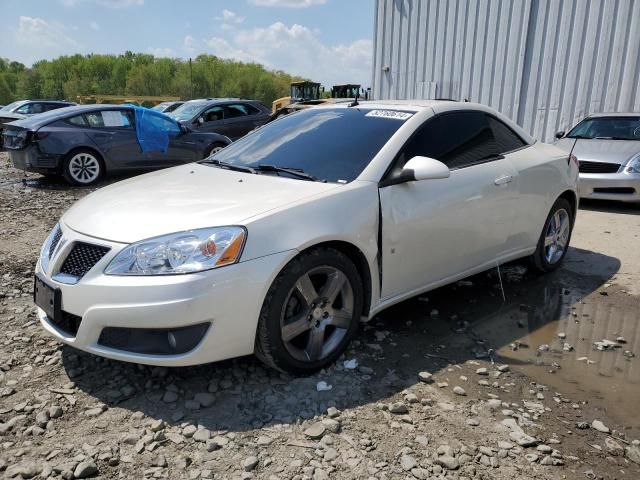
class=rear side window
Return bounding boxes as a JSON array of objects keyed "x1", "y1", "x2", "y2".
[
  {"x1": 68, "y1": 115, "x2": 88, "y2": 127},
  {"x1": 487, "y1": 116, "x2": 526, "y2": 152},
  {"x1": 44, "y1": 103, "x2": 66, "y2": 112},
  {"x1": 74, "y1": 110, "x2": 135, "y2": 129},
  {"x1": 402, "y1": 111, "x2": 497, "y2": 170}
]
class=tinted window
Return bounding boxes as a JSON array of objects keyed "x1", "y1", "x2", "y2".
[
  {"x1": 226, "y1": 103, "x2": 259, "y2": 117},
  {"x1": 210, "y1": 108, "x2": 410, "y2": 183},
  {"x1": 487, "y1": 116, "x2": 526, "y2": 152},
  {"x1": 402, "y1": 112, "x2": 497, "y2": 170}
]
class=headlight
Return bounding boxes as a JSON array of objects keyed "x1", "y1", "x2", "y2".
[
  {"x1": 105, "y1": 227, "x2": 246, "y2": 275},
  {"x1": 625, "y1": 155, "x2": 640, "y2": 174},
  {"x1": 39, "y1": 223, "x2": 61, "y2": 272}
]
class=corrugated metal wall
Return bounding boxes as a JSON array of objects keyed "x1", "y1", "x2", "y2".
[{"x1": 372, "y1": 0, "x2": 640, "y2": 142}]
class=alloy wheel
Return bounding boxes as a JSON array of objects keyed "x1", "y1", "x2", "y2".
[
  {"x1": 544, "y1": 208, "x2": 570, "y2": 264},
  {"x1": 280, "y1": 266, "x2": 354, "y2": 362},
  {"x1": 68, "y1": 153, "x2": 100, "y2": 184}
]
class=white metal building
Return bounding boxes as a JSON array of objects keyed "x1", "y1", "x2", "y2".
[{"x1": 371, "y1": 0, "x2": 640, "y2": 142}]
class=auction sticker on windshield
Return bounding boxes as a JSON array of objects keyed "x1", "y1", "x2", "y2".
[{"x1": 365, "y1": 110, "x2": 413, "y2": 120}]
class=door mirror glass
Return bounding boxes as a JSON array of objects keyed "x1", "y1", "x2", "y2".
[
  {"x1": 404, "y1": 156, "x2": 450, "y2": 181},
  {"x1": 555, "y1": 130, "x2": 565, "y2": 139}
]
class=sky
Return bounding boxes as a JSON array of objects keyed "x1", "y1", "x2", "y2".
[{"x1": 0, "y1": 0, "x2": 374, "y2": 87}]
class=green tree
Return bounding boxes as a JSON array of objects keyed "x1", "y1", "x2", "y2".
[{"x1": 0, "y1": 52, "x2": 307, "y2": 107}]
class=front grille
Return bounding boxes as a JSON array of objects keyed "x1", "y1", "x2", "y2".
[
  {"x1": 579, "y1": 161, "x2": 621, "y2": 174},
  {"x1": 59, "y1": 242, "x2": 110, "y2": 278},
  {"x1": 48, "y1": 227, "x2": 62, "y2": 259},
  {"x1": 49, "y1": 311, "x2": 82, "y2": 337}
]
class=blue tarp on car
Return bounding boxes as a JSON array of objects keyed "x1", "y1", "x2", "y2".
[{"x1": 133, "y1": 106, "x2": 181, "y2": 154}]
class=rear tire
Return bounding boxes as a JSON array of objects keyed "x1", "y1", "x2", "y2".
[
  {"x1": 530, "y1": 198, "x2": 574, "y2": 272},
  {"x1": 255, "y1": 248, "x2": 363, "y2": 374},
  {"x1": 62, "y1": 149, "x2": 104, "y2": 186}
]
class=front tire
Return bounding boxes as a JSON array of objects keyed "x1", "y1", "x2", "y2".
[
  {"x1": 531, "y1": 198, "x2": 574, "y2": 272},
  {"x1": 62, "y1": 149, "x2": 104, "y2": 186},
  {"x1": 203, "y1": 142, "x2": 226, "y2": 159},
  {"x1": 255, "y1": 248, "x2": 363, "y2": 374}
]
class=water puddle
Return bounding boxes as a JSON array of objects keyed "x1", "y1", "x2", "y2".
[{"x1": 470, "y1": 281, "x2": 639, "y2": 433}]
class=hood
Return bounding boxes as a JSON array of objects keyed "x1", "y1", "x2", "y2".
[
  {"x1": 555, "y1": 138, "x2": 640, "y2": 164},
  {"x1": 62, "y1": 164, "x2": 341, "y2": 243},
  {"x1": 0, "y1": 112, "x2": 27, "y2": 125}
]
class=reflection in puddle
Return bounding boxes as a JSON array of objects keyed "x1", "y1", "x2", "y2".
[{"x1": 472, "y1": 282, "x2": 639, "y2": 432}]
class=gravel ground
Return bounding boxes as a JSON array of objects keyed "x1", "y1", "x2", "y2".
[{"x1": 1, "y1": 153, "x2": 639, "y2": 480}]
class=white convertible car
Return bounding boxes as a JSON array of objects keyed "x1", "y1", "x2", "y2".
[{"x1": 35, "y1": 100, "x2": 578, "y2": 373}]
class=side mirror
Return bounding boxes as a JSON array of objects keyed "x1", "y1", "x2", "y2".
[
  {"x1": 179, "y1": 123, "x2": 190, "y2": 135},
  {"x1": 380, "y1": 156, "x2": 450, "y2": 187},
  {"x1": 555, "y1": 131, "x2": 565, "y2": 139},
  {"x1": 196, "y1": 117, "x2": 204, "y2": 125}
]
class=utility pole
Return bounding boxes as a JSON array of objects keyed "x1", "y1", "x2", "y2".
[{"x1": 189, "y1": 58, "x2": 193, "y2": 100}]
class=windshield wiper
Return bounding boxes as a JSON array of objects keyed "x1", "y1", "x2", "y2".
[
  {"x1": 595, "y1": 136, "x2": 631, "y2": 140},
  {"x1": 568, "y1": 134, "x2": 594, "y2": 139},
  {"x1": 254, "y1": 164, "x2": 317, "y2": 181},
  {"x1": 199, "y1": 159, "x2": 256, "y2": 174}
]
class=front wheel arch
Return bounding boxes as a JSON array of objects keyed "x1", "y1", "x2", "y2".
[{"x1": 254, "y1": 246, "x2": 364, "y2": 374}]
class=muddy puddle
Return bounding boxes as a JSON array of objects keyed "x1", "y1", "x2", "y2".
[
  {"x1": 472, "y1": 281, "x2": 639, "y2": 432},
  {"x1": 380, "y1": 263, "x2": 640, "y2": 436}
]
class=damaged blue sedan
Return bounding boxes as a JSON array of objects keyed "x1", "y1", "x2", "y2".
[{"x1": 2, "y1": 104, "x2": 231, "y2": 185}]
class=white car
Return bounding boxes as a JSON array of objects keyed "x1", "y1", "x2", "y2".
[{"x1": 35, "y1": 100, "x2": 578, "y2": 374}]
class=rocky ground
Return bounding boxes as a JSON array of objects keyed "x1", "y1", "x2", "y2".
[{"x1": 1, "y1": 153, "x2": 639, "y2": 479}]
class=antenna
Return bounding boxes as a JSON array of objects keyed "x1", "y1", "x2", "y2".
[{"x1": 349, "y1": 89, "x2": 360, "y2": 107}]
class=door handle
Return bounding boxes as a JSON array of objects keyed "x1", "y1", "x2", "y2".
[{"x1": 494, "y1": 175, "x2": 513, "y2": 185}]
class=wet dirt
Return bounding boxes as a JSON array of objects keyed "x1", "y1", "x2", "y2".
[
  {"x1": 378, "y1": 261, "x2": 640, "y2": 439},
  {"x1": 2, "y1": 154, "x2": 640, "y2": 478}
]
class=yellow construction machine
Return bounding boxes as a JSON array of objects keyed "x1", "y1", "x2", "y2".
[{"x1": 271, "y1": 81, "x2": 321, "y2": 113}]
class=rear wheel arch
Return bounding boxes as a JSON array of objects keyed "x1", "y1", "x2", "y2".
[{"x1": 62, "y1": 147, "x2": 105, "y2": 185}]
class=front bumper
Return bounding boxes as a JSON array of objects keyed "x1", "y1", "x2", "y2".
[
  {"x1": 37, "y1": 223, "x2": 296, "y2": 366},
  {"x1": 9, "y1": 147, "x2": 62, "y2": 175},
  {"x1": 578, "y1": 172, "x2": 640, "y2": 202}
]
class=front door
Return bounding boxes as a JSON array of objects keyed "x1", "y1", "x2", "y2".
[{"x1": 379, "y1": 111, "x2": 518, "y2": 300}]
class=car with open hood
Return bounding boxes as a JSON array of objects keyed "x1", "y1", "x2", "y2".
[
  {"x1": 34, "y1": 100, "x2": 578, "y2": 373},
  {"x1": 555, "y1": 113, "x2": 640, "y2": 203},
  {"x1": 3, "y1": 104, "x2": 231, "y2": 185}
]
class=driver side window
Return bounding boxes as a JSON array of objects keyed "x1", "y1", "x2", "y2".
[
  {"x1": 203, "y1": 106, "x2": 224, "y2": 123},
  {"x1": 398, "y1": 111, "x2": 500, "y2": 171}
]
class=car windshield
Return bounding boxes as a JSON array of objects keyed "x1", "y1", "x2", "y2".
[
  {"x1": 207, "y1": 107, "x2": 412, "y2": 183},
  {"x1": 168, "y1": 101, "x2": 207, "y2": 121},
  {"x1": 1, "y1": 100, "x2": 26, "y2": 112},
  {"x1": 567, "y1": 116, "x2": 640, "y2": 140},
  {"x1": 151, "y1": 103, "x2": 169, "y2": 111}
]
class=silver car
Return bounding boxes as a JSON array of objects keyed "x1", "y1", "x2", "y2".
[{"x1": 555, "y1": 113, "x2": 640, "y2": 203}]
